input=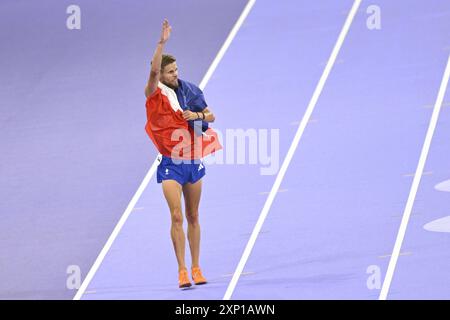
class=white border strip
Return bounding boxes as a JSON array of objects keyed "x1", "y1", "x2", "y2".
[
  {"x1": 199, "y1": 0, "x2": 256, "y2": 90},
  {"x1": 73, "y1": 160, "x2": 158, "y2": 300},
  {"x1": 223, "y1": 0, "x2": 362, "y2": 300},
  {"x1": 73, "y1": 0, "x2": 256, "y2": 300},
  {"x1": 379, "y1": 54, "x2": 450, "y2": 300}
]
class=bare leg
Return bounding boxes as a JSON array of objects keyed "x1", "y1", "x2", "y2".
[
  {"x1": 182, "y1": 179, "x2": 202, "y2": 268},
  {"x1": 162, "y1": 180, "x2": 186, "y2": 272}
]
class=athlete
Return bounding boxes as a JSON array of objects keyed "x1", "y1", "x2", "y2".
[{"x1": 144, "y1": 19, "x2": 221, "y2": 288}]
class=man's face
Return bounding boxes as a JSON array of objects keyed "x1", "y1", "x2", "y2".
[{"x1": 160, "y1": 62, "x2": 178, "y2": 89}]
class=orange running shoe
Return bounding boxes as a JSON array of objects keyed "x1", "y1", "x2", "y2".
[
  {"x1": 178, "y1": 269, "x2": 192, "y2": 288},
  {"x1": 191, "y1": 267, "x2": 207, "y2": 285}
]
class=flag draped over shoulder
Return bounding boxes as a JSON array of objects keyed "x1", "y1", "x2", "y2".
[{"x1": 145, "y1": 82, "x2": 222, "y2": 160}]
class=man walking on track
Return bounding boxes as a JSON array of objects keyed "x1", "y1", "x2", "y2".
[{"x1": 144, "y1": 19, "x2": 222, "y2": 288}]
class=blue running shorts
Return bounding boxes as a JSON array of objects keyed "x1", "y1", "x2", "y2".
[{"x1": 156, "y1": 155, "x2": 205, "y2": 185}]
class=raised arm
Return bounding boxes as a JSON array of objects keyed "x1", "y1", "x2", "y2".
[{"x1": 145, "y1": 19, "x2": 172, "y2": 98}]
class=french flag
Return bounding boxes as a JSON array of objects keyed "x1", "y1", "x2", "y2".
[{"x1": 145, "y1": 82, "x2": 222, "y2": 160}]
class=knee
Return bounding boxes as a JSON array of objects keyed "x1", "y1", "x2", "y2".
[
  {"x1": 171, "y1": 208, "x2": 183, "y2": 226},
  {"x1": 186, "y1": 210, "x2": 199, "y2": 225}
]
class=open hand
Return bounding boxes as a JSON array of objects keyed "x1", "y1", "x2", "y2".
[{"x1": 159, "y1": 19, "x2": 171, "y2": 44}]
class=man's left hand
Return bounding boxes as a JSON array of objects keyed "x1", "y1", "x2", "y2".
[{"x1": 182, "y1": 110, "x2": 200, "y2": 121}]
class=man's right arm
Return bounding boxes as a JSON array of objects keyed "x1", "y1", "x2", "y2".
[{"x1": 145, "y1": 19, "x2": 171, "y2": 98}]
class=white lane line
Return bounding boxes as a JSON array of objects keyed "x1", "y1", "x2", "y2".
[
  {"x1": 199, "y1": 0, "x2": 256, "y2": 90},
  {"x1": 258, "y1": 189, "x2": 288, "y2": 195},
  {"x1": 73, "y1": 159, "x2": 159, "y2": 300},
  {"x1": 73, "y1": 0, "x2": 256, "y2": 300},
  {"x1": 379, "y1": 54, "x2": 450, "y2": 300},
  {"x1": 378, "y1": 252, "x2": 413, "y2": 259},
  {"x1": 223, "y1": 0, "x2": 362, "y2": 301},
  {"x1": 423, "y1": 101, "x2": 450, "y2": 109},
  {"x1": 402, "y1": 171, "x2": 433, "y2": 177},
  {"x1": 221, "y1": 272, "x2": 255, "y2": 278},
  {"x1": 290, "y1": 119, "x2": 319, "y2": 126}
]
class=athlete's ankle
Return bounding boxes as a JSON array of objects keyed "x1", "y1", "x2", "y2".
[{"x1": 179, "y1": 266, "x2": 188, "y2": 272}]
